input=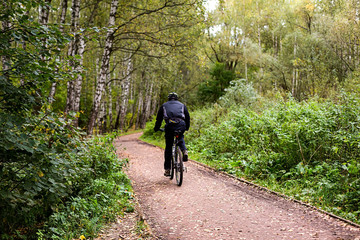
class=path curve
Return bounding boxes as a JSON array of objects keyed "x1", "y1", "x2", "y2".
[{"x1": 115, "y1": 133, "x2": 360, "y2": 240}]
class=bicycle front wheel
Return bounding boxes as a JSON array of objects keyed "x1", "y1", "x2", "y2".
[{"x1": 175, "y1": 147, "x2": 183, "y2": 186}]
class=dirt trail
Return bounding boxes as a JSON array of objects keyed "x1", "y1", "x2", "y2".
[{"x1": 115, "y1": 133, "x2": 360, "y2": 240}]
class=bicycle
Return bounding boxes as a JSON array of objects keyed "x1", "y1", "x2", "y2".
[{"x1": 160, "y1": 129, "x2": 186, "y2": 186}]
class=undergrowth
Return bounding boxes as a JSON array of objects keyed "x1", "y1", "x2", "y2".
[
  {"x1": 142, "y1": 90, "x2": 360, "y2": 224},
  {"x1": 0, "y1": 117, "x2": 133, "y2": 240},
  {"x1": 40, "y1": 133, "x2": 133, "y2": 240}
]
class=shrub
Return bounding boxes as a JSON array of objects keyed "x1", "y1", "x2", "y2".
[
  {"x1": 142, "y1": 92, "x2": 360, "y2": 223},
  {"x1": 219, "y1": 78, "x2": 258, "y2": 108},
  {"x1": 0, "y1": 113, "x2": 132, "y2": 239},
  {"x1": 186, "y1": 93, "x2": 360, "y2": 223},
  {"x1": 41, "y1": 133, "x2": 133, "y2": 240}
]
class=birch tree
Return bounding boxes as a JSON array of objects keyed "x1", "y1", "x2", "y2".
[
  {"x1": 65, "y1": 0, "x2": 81, "y2": 115},
  {"x1": 135, "y1": 78, "x2": 144, "y2": 129},
  {"x1": 39, "y1": 0, "x2": 52, "y2": 25},
  {"x1": 114, "y1": 55, "x2": 132, "y2": 130},
  {"x1": 88, "y1": 0, "x2": 119, "y2": 134},
  {"x1": 48, "y1": 0, "x2": 68, "y2": 104},
  {"x1": 139, "y1": 75, "x2": 154, "y2": 129}
]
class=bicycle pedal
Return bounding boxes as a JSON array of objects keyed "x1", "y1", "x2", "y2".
[{"x1": 184, "y1": 166, "x2": 187, "y2": 172}]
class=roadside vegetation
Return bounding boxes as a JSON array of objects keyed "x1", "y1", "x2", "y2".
[
  {"x1": 1, "y1": 117, "x2": 133, "y2": 239},
  {"x1": 0, "y1": 1, "x2": 133, "y2": 238},
  {"x1": 142, "y1": 80, "x2": 360, "y2": 225}
]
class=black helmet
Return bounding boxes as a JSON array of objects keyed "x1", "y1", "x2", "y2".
[{"x1": 168, "y1": 92, "x2": 178, "y2": 100}]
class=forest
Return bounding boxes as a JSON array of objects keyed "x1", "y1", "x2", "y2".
[{"x1": 1, "y1": 0, "x2": 360, "y2": 239}]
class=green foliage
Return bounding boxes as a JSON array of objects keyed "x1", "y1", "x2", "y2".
[
  {"x1": 0, "y1": 109, "x2": 132, "y2": 239},
  {"x1": 1, "y1": 0, "x2": 70, "y2": 111},
  {"x1": 198, "y1": 62, "x2": 236, "y2": 103},
  {"x1": 0, "y1": 1, "x2": 132, "y2": 239},
  {"x1": 219, "y1": 79, "x2": 258, "y2": 108},
  {"x1": 143, "y1": 92, "x2": 360, "y2": 224},
  {"x1": 140, "y1": 117, "x2": 166, "y2": 148},
  {"x1": 42, "y1": 134, "x2": 132, "y2": 240},
  {"x1": 186, "y1": 93, "x2": 360, "y2": 223}
]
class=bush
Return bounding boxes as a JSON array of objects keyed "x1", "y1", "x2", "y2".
[
  {"x1": 219, "y1": 79, "x2": 258, "y2": 108},
  {"x1": 198, "y1": 62, "x2": 236, "y2": 103},
  {"x1": 0, "y1": 114, "x2": 132, "y2": 239},
  {"x1": 141, "y1": 91, "x2": 360, "y2": 223},
  {"x1": 185, "y1": 93, "x2": 360, "y2": 223},
  {"x1": 41, "y1": 133, "x2": 132, "y2": 240}
]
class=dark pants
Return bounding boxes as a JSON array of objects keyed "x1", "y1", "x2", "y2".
[{"x1": 164, "y1": 121, "x2": 186, "y2": 170}]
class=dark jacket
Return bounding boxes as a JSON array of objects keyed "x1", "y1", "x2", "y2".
[{"x1": 154, "y1": 99, "x2": 190, "y2": 131}]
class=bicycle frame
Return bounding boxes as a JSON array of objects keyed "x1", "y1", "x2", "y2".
[
  {"x1": 170, "y1": 130, "x2": 184, "y2": 186},
  {"x1": 159, "y1": 128, "x2": 185, "y2": 186}
]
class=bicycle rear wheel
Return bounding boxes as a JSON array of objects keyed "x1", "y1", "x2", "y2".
[
  {"x1": 175, "y1": 147, "x2": 183, "y2": 186},
  {"x1": 170, "y1": 146, "x2": 175, "y2": 180}
]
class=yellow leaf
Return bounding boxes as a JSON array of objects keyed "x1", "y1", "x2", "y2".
[
  {"x1": 38, "y1": 171, "x2": 44, "y2": 177},
  {"x1": 305, "y1": 3, "x2": 315, "y2": 12}
]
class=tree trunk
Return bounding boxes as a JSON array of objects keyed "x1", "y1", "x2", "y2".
[
  {"x1": 118, "y1": 56, "x2": 132, "y2": 130},
  {"x1": 88, "y1": 0, "x2": 119, "y2": 134},
  {"x1": 20, "y1": 40, "x2": 26, "y2": 85},
  {"x1": 2, "y1": 20, "x2": 11, "y2": 76},
  {"x1": 128, "y1": 77, "x2": 136, "y2": 128},
  {"x1": 135, "y1": 83, "x2": 144, "y2": 130},
  {"x1": 243, "y1": 36, "x2": 248, "y2": 81},
  {"x1": 292, "y1": 36, "x2": 298, "y2": 98},
  {"x1": 257, "y1": 1, "x2": 261, "y2": 48},
  {"x1": 39, "y1": 0, "x2": 51, "y2": 63},
  {"x1": 65, "y1": 0, "x2": 81, "y2": 114},
  {"x1": 151, "y1": 86, "x2": 158, "y2": 116},
  {"x1": 140, "y1": 79, "x2": 153, "y2": 129},
  {"x1": 107, "y1": 72, "x2": 113, "y2": 131},
  {"x1": 72, "y1": 35, "x2": 85, "y2": 126},
  {"x1": 98, "y1": 100, "x2": 106, "y2": 134},
  {"x1": 39, "y1": 0, "x2": 52, "y2": 25},
  {"x1": 59, "y1": 0, "x2": 68, "y2": 33},
  {"x1": 49, "y1": 0, "x2": 68, "y2": 104}
]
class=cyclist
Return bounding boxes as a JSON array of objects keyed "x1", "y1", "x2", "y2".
[{"x1": 154, "y1": 92, "x2": 190, "y2": 177}]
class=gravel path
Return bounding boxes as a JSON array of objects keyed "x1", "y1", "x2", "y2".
[{"x1": 114, "y1": 133, "x2": 360, "y2": 240}]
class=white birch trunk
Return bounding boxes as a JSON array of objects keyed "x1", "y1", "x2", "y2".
[
  {"x1": 72, "y1": 35, "x2": 85, "y2": 126},
  {"x1": 88, "y1": 0, "x2": 119, "y2": 134},
  {"x1": 244, "y1": 42, "x2": 248, "y2": 81},
  {"x1": 118, "y1": 56, "x2": 132, "y2": 130},
  {"x1": 140, "y1": 80, "x2": 153, "y2": 129},
  {"x1": 65, "y1": 0, "x2": 81, "y2": 113},
  {"x1": 135, "y1": 86, "x2": 144, "y2": 130},
  {"x1": 292, "y1": 36, "x2": 297, "y2": 97},
  {"x1": 151, "y1": 86, "x2": 158, "y2": 116},
  {"x1": 59, "y1": 0, "x2": 68, "y2": 33},
  {"x1": 49, "y1": 0, "x2": 68, "y2": 103},
  {"x1": 39, "y1": 0, "x2": 52, "y2": 25},
  {"x1": 98, "y1": 100, "x2": 106, "y2": 134},
  {"x1": 39, "y1": 0, "x2": 51, "y2": 64},
  {"x1": 145, "y1": 81, "x2": 154, "y2": 119},
  {"x1": 107, "y1": 72, "x2": 113, "y2": 130}
]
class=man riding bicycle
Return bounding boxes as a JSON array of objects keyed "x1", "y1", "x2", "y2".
[{"x1": 154, "y1": 92, "x2": 190, "y2": 177}]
